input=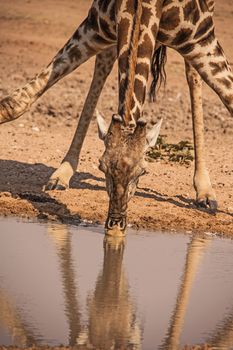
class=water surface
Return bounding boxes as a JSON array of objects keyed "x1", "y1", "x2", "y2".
[{"x1": 0, "y1": 218, "x2": 233, "y2": 349}]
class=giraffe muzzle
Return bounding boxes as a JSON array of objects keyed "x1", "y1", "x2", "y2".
[{"x1": 105, "y1": 216, "x2": 127, "y2": 236}]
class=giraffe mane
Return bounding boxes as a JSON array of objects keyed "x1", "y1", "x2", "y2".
[{"x1": 123, "y1": 0, "x2": 142, "y2": 125}]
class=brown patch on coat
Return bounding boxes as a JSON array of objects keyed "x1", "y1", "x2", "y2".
[
  {"x1": 160, "y1": 6, "x2": 180, "y2": 31},
  {"x1": 217, "y1": 77, "x2": 232, "y2": 90},
  {"x1": 172, "y1": 28, "x2": 193, "y2": 46},
  {"x1": 210, "y1": 61, "x2": 229, "y2": 76},
  {"x1": 194, "y1": 16, "x2": 213, "y2": 40},
  {"x1": 183, "y1": 1, "x2": 200, "y2": 25}
]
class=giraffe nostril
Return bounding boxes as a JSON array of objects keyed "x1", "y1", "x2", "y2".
[
  {"x1": 108, "y1": 219, "x2": 114, "y2": 229},
  {"x1": 107, "y1": 217, "x2": 126, "y2": 230},
  {"x1": 107, "y1": 218, "x2": 116, "y2": 229},
  {"x1": 119, "y1": 218, "x2": 126, "y2": 230}
]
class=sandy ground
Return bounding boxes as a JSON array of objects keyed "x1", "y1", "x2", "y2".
[
  {"x1": 0, "y1": 347, "x2": 213, "y2": 350},
  {"x1": 0, "y1": 0, "x2": 233, "y2": 235}
]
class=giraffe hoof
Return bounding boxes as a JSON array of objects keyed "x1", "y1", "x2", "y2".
[
  {"x1": 55, "y1": 183, "x2": 67, "y2": 191},
  {"x1": 208, "y1": 200, "x2": 218, "y2": 212},
  {"x1": 196, "y1": 198, "x2": 218, "y2": 213},
  {"x1": 43, "y1": 178, "x2": 68, "y2": 191}
]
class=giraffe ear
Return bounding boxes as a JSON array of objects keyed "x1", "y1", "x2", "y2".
[
  {"x1": 145, "y1": 119, "x2": 162, "y2": 149},
  {"x1": 96, "y1": 110, "x2": 108, "y2": 141}
]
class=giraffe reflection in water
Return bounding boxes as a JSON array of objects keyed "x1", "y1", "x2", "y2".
[
  {"x1": 81, "y1": 236, "x2": 141, "y2": 349},
  {"x1": 1, "y1": 226, "x2": 233, "y2": 349},
  {"x1": 160, "y1": 236, "x2": 233, "y2": 350},
  {"x1": 160, "y1": 236, "x2": 211, "y2": 350},
  {"x1": 48, "y1": 224, "x2": 82, "y2": 346},
  {"x1": 0, "y1": 290, "x2": 37, "y2": 347},
  {"x1": 48, "y1": 225, "x2": 141, "y2": 349}
]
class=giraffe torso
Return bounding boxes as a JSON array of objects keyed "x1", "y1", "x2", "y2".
[
  {"x1": 158, "y1": 0, "x2": 215, "y2": 55},
  {"x1": 88, "y1": 0, "x2": 215, "y2": 52}
]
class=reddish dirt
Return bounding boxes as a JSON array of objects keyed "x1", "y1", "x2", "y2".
[
  {"x1": 0, "y1": 0, "x2": 233, "y2": 236},
  {"x1": 0, "y1": 346, "x2": 213, "y2": 350}
]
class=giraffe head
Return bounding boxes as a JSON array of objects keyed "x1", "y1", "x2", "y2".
[{"x1": 97, "y1": 111, "x2": 162, "y2": 236}]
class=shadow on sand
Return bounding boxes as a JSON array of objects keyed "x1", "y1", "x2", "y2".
[{"x1": 0, "y1": 159, "x2": 232, "y2": 222}]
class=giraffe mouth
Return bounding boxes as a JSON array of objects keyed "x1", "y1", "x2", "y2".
[{"x1": 105, "y1": 216, "x2": 127, "y2": 236}]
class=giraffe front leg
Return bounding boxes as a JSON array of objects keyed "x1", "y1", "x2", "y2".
[
  {"x1": 179, "y1": 34, "x2": 233, "y2": 117},
  {"x1": 185, "y1": 61, "x2": 217, "y2": 212},
  {"x1": 0, "y1": 6, "x2": 116, "y2": 124},
  {"x1": 45, "y1": 46, "x2": 117, "y2": 191}
]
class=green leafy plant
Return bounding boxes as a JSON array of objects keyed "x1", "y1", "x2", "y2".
[{"x1": 146, "y1": 135, "x2": 194, "y2": 166}]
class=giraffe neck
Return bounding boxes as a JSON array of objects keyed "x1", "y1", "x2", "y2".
[{"x1": 116, "y1": 0, "x2": 142, "y2": 125}]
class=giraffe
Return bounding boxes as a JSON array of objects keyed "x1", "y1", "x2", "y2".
[
  {"x1": 48, "y1": 224, "x2": 142, "y2": 349},
  {"x1": 0, "y1": 0, "x2": 232, "y2": 235},
  {"x1": 0, "y1": 222, "x2": 141, "y2": 348},
  {"x1": 1, "y1": 222, "x2": 233, "y2": 348},
  {"x1": 207, "y1": 309, "x2": 233, "y2": 349},
  {"x1": 48, "y1": 224, "x2": 81, "y2": 346},
  {"x1": 160, "y1": 236, "x2": 211, "y2": 350},
  {"x1": 160, "y1": 234, "x2": 233, "y2": 350},
  {"x1": 0, "y1": 289, "x2": 37, "y2": 346},
  {"x1": 76, "y1": 235, "x2": 141, "y2": 349},
  {"x1": 52, "y1": 224, "x2": 233, "y2": 350}
]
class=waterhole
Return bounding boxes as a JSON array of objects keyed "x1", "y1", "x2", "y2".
[{"x1": 0, "y1": 218, "x2": 233, "y2": 349}]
